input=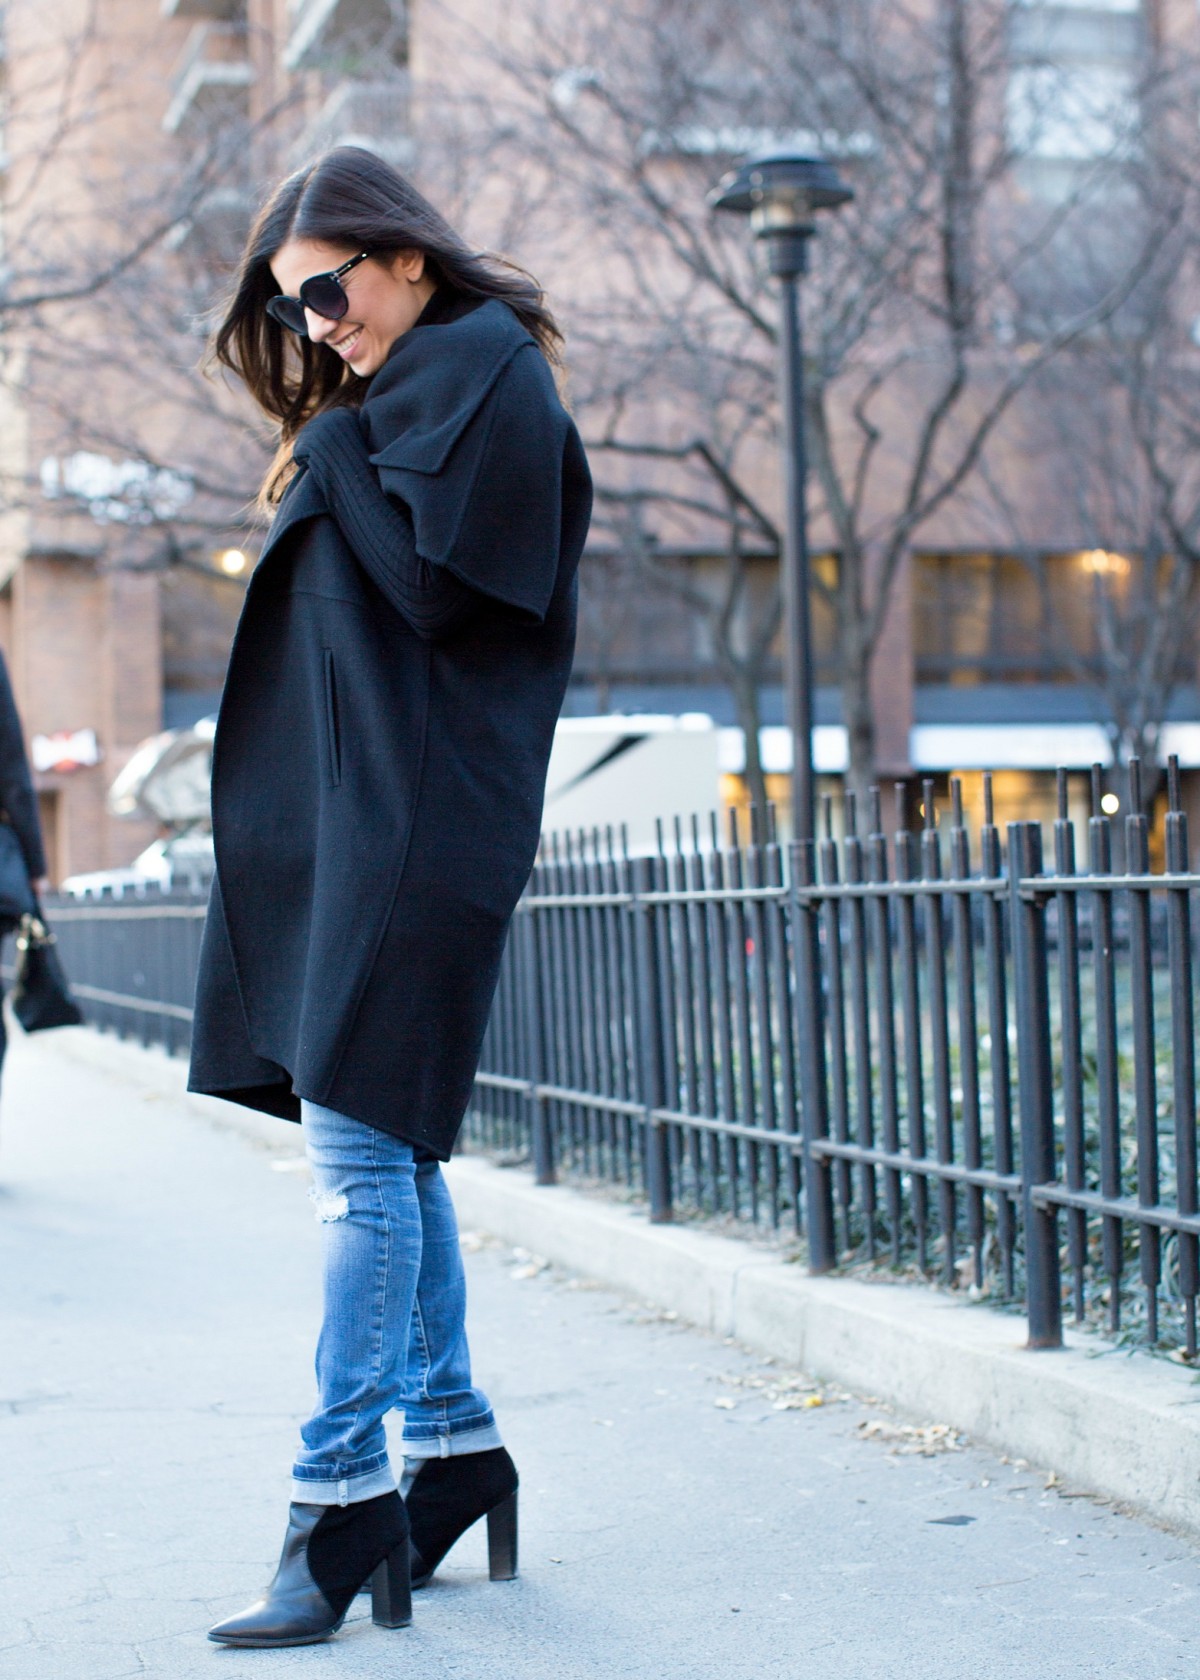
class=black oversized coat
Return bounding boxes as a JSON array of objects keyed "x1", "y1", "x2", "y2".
[
  {"x1": 188, "y1": 298, "x2": 592, "y2": 1157},
  {"x1": 0, "y1": 651, "x2": 45, "y2": 882}
]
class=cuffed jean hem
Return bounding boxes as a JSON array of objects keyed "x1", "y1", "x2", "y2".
[
  {"x1": 290, "y1": 1463, "x2": 398, "y2": 1507},
  {"x1": 401, "y1": 1421, "x2": 505, "y2": 1461}
]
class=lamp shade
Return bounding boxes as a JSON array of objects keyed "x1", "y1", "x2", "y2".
[{"x1": 709, "y1": 149, "x2": 854, "y2": 234}]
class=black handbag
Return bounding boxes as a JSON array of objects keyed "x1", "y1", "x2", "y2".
[
  {"x1": 0, "y1": 822, "x2": 34, "y2": 920},
  {"x1": 11, "y1": 913, "x2": 84, "y2": 1031}
]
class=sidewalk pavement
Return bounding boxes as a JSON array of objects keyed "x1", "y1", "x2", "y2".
[{"x1": 1, "y1": 1033, "x2": 1199, "y2": 1679}]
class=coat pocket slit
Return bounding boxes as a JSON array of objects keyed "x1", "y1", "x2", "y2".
[{"x1": 322, "y1": 649, "x2": 341, "y2": 788}]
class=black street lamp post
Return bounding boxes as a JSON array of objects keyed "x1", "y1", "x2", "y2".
[
  {"x1": 711, "y1": 150, "x2": 853, "y2": 1271},
  {"x1": 709, "y1": 150, "x2": 853, "y2": 846}
]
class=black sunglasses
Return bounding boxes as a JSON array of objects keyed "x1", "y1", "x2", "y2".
[{"x1": 265, "y1": 251, "x2": 370, "y2": 336}]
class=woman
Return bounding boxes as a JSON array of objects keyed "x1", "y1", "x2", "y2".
[
  {"x1": 189, "y1": 147, "x2": 591, "y2": 1648},
  {"x1": 0, "y1": 650, "x2": 48, "y2": 1088}
]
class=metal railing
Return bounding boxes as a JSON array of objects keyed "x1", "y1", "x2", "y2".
[
  {"x1": 470, "y1": 758, "x2": 1200, "y2": 1357},
  {"x1": 41, "y1": 890, "x2": 207, "y2": 1058},
  {"x1": 38, "y1": 757, "x2": 1200, "y2": 1357}
]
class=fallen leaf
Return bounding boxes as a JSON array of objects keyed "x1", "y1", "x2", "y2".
[{"x1": 856, "y1": 1418, "x2": 963, "y2": 1455}]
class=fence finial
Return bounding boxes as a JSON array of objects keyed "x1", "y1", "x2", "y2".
[
  {"x1": 1091, "y1": 763, "x2": 1103, "y2": 819},
  {"x1": 1129, "y1": 757, "x2": 1142, "y2": 815},
  {"x1": 1056, "y1": 766, "x2": 1068, "y2": 822},
  {"x1": 1169, "y1": 754, "x2": 1182, "y2": 814}
]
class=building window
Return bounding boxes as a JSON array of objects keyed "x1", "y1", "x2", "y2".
[
  {"x1": 1008, "y1": 0, "x2": 1143, "y2": 158},
  {"x1": 914, "y1": 549, "x2": 1127, "y2": 685},
  {"x1": 571, "y1": 550, "x2": 840, "y2": 692}
]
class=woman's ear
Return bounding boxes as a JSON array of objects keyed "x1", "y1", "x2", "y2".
[{"x1": 390, "y1": 248, "x2": 426, "y2": 284}]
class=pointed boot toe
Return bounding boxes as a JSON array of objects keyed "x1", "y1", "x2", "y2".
[{"x1": 209, "y1": 1493, "x2": 412, "y2": 1648}]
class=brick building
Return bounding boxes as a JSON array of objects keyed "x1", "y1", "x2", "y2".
[{"x1": 0, "y1": 0, "x2": 1195, "y2": 877}]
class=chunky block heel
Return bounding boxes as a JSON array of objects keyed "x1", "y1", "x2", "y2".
[
  {"x1": 486, "y1": 1490, "x2": 518, "y2": 1581},
  {"x1": 405, "y1": 1447, "x2": 520, "y2": 1588},
  {"x1": 371, "y1": 1544, "x2": 413, "y2": 1627}
]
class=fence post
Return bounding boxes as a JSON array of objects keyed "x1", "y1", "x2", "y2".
[
  {"x1": 1008, "y1": 820, "x2": 1063, "y2": 1350},
  {"x1": 631, "y1": 853, "x2": 672, "y2": 1222},
  {"x1": 519, "y1": 903, "x2": 555, "y2": 1186},
  {"x1": 790, "y1": 837, "x2": 835, "y2": 1273},
  {"x1": 1165, "y1": 755, "x2": 1198, "y2": 1357}
]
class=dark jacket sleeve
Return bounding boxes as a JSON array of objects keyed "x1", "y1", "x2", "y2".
[
  {"x1": 293, "y1": 410, "x2": 478, "y2": 642},
  {"x1": 0, "y1": 653, "x2": 45, "y2": 878}
]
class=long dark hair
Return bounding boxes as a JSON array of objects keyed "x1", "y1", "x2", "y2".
[{"x1": 213, "y1": 146, "x2": 563, "y2": 503}]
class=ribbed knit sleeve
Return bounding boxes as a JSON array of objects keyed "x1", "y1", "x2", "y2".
[{"x1": 292, "y1": 408, "x2": 477, "y2": 641}]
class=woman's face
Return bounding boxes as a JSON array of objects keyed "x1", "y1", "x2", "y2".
[{"x1": 269, "y1": 240, "x2": 436, "y2": 378}]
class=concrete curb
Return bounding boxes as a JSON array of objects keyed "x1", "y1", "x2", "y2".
[
  {"x1": 442, "y1": 1155, "x2": 1200, "y2": 1540},
  {"x1": 45, "y1": 1026, "x2": 1200, "y2": 1540}
]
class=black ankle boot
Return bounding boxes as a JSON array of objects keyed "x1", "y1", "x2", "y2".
[
  {"x1": 208, "y1": 1491, "x2": 412, "y2": 1647},
  {"x1": 402, "y1": 1447, "x2": 519, "y2": 1589}
]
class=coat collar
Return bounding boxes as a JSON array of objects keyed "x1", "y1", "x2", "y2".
[
  {"x1": 257, "y1": 300, "x2": 538, "y2": 567},
  {"x1": 362, "y1": 298, "x2": 535, "y2": 476},
  {"x1": 256, "y1": 456, "x2": 327, "y2": 565}
]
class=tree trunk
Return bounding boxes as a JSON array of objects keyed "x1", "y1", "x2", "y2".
[
  {"x1": 841, "y1": 643, "x2": 876, "y2": 828},
  {"x1": 726, "y1": 664, "x2": 770, "y2": 834}
]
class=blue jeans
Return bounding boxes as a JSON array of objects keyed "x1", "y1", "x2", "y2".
[{"x1": 292, "y1": 1100, "x2": 502, "y2": 1506}]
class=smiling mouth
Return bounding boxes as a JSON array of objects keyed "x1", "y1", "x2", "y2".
[{"x1": 330, "y1": 326, "x2": 363, "y2": 359}]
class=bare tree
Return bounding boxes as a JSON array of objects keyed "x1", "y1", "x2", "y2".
[
  {"x1": 421, "y1": 0, "x2": 1180, "y2": 806},
  {"x1": 589, "y1": 436, "x2": 781, "y2": 818},
  {"x1": 982, "y1": 292, "x2": 1200, "y2": 805},
  {"x1": 975, "y1": 41, "x2": 1200, "y2": 811},
  {"x1": 0, "y1": 0, "x2": 340, "y2": 583},
  {"x1": 0, "y1": 4, "x2": 267, "y2": 322}
]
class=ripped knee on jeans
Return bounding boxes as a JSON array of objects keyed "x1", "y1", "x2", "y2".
[{"x1": 309, "y1": 1186, "x2": 350, "y2": 1223}]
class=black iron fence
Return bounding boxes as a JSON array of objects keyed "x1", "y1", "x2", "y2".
[
  {"x1": 470, "y1": 759, "x2": 1200, "y2": 1359},
  {"x1": 39, "y1": 757, "x2": 1200, "y2": 1359},
  {"x1": 39, "y1": 890, "x2": 206, "y2": 1058}
]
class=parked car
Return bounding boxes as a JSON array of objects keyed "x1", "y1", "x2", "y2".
[
  {"x1": 60, "y1": 718, "x2": 216, "y2": 897},
  {"x1": 61, "y1": 830, "x2": 214, "y2": 898}
]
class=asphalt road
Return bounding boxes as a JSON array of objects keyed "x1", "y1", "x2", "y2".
[{"x1": 1, "y1": 1031, "x2": 1198, "y2": 1679}]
